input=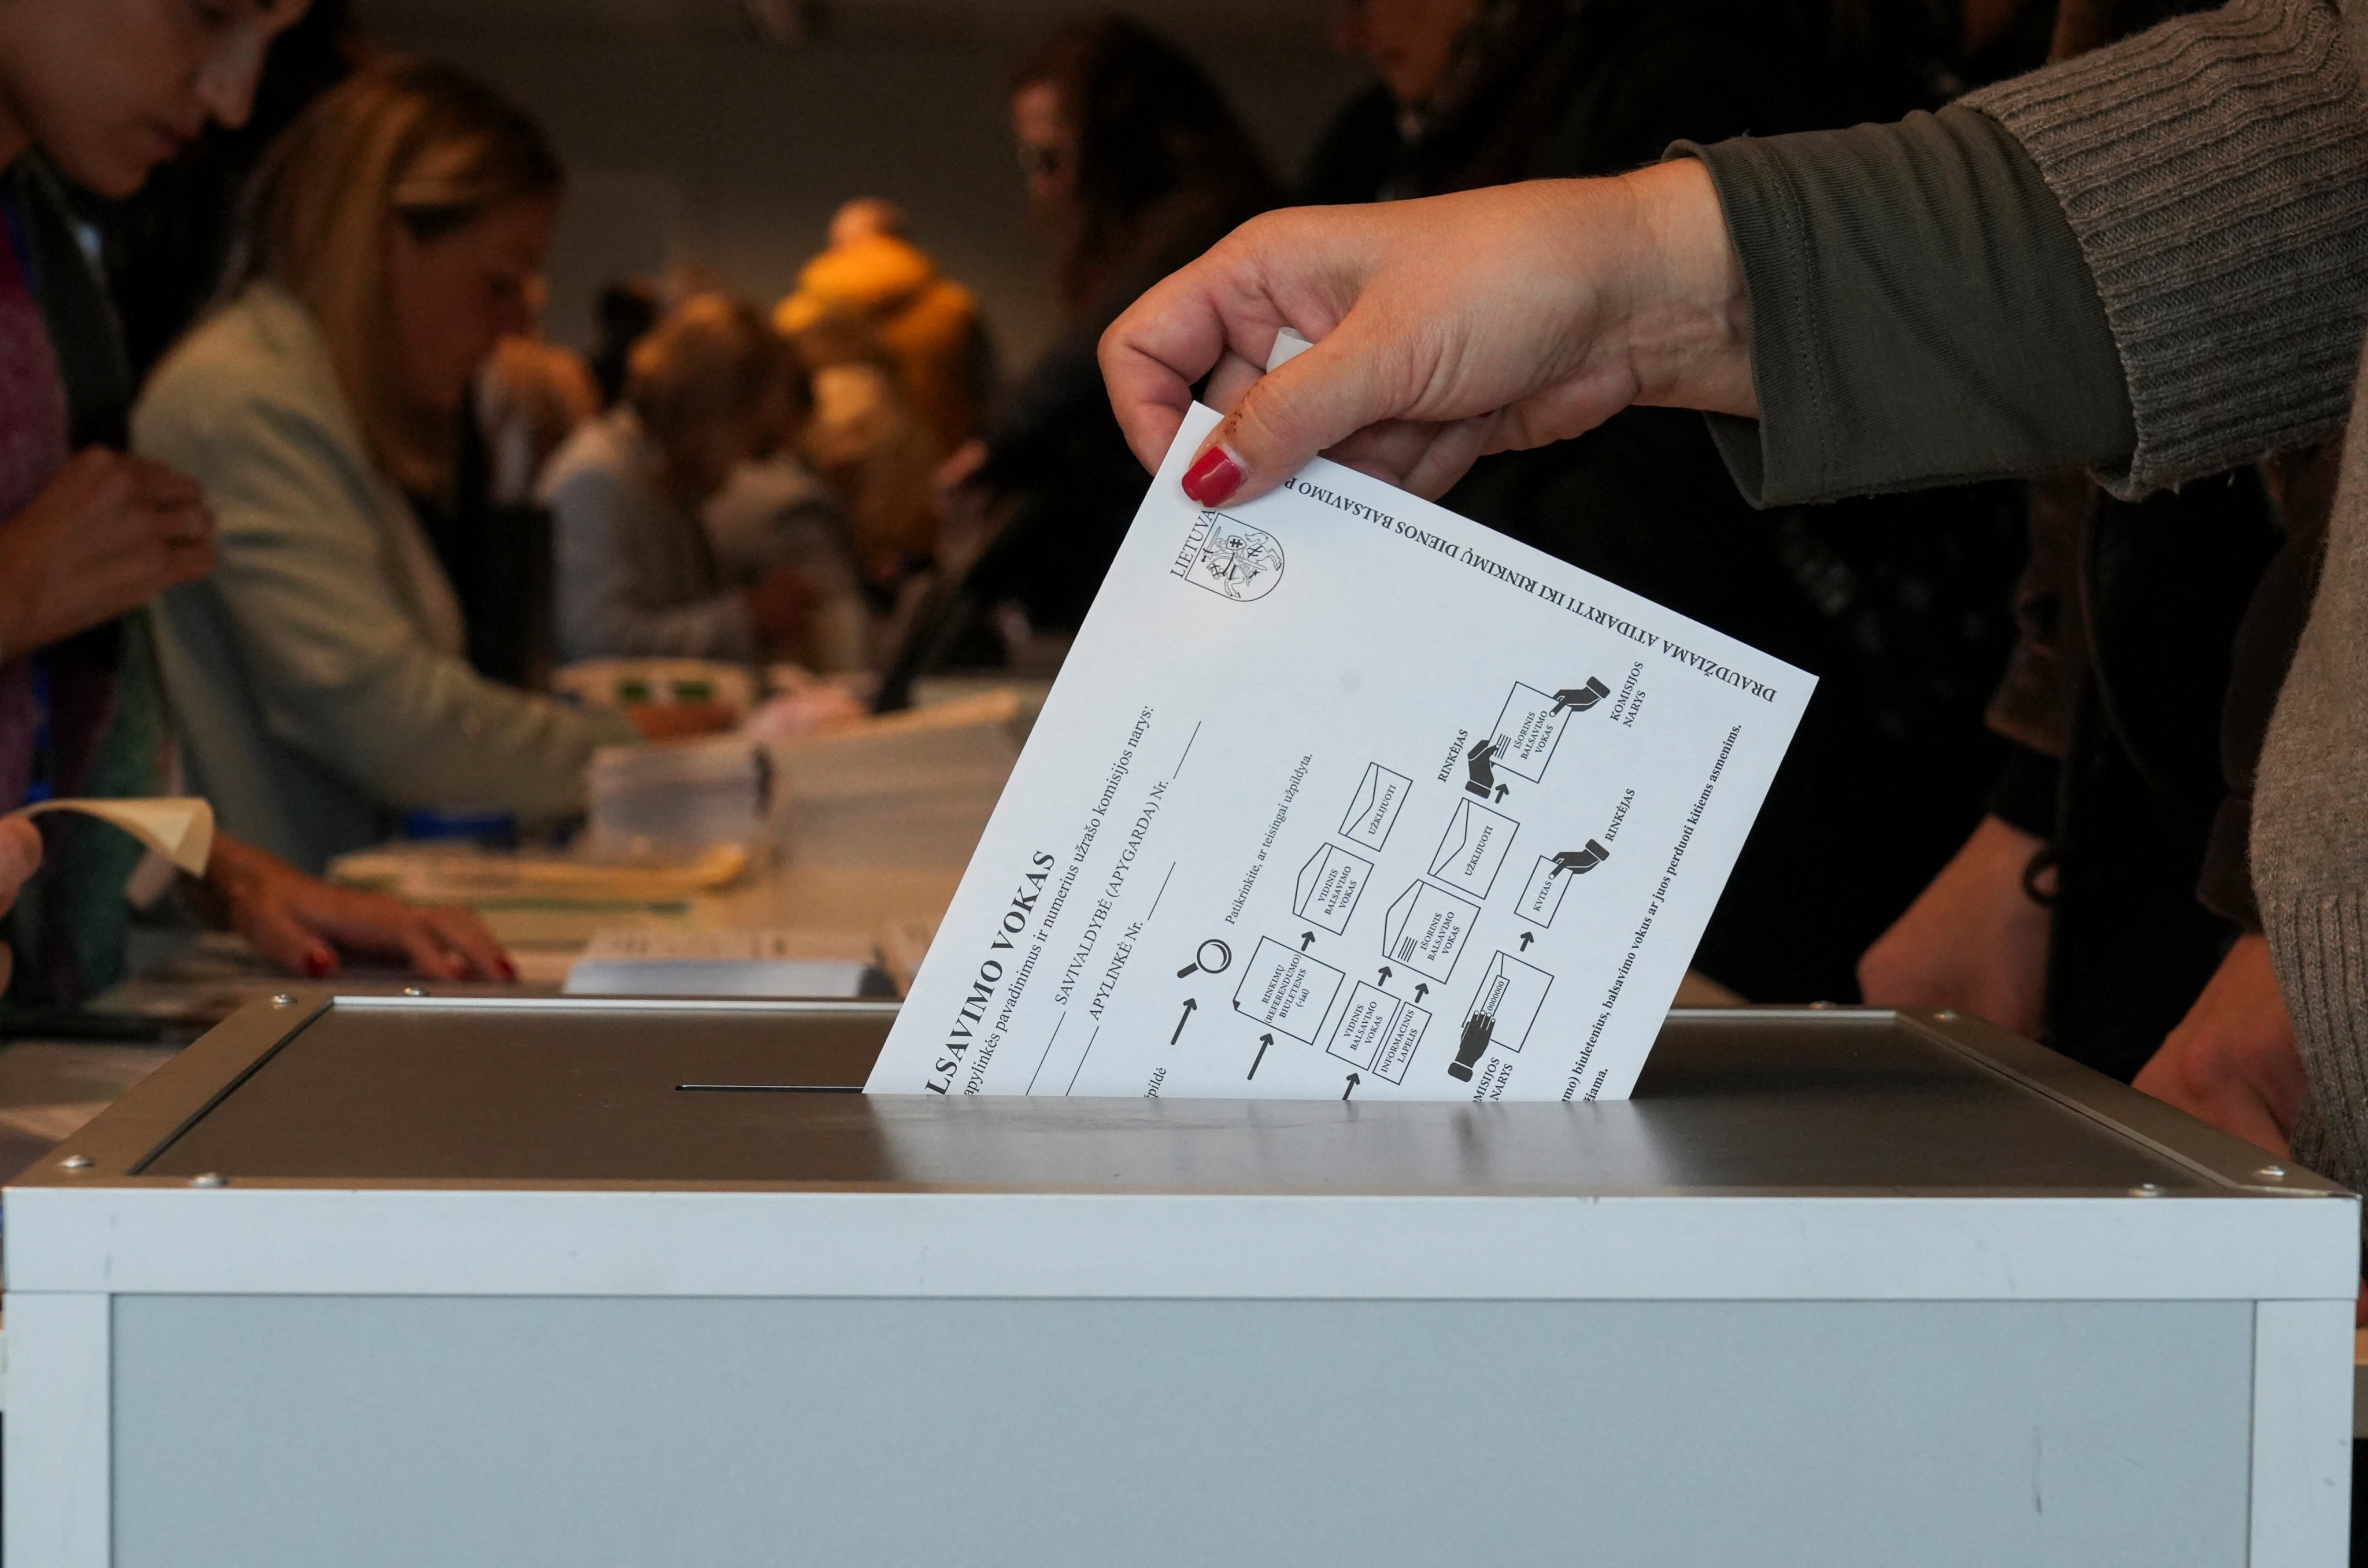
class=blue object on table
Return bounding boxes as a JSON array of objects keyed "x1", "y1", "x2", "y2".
[{"x1": 398, "y1": 808, "x2": 519, "y2": 849}]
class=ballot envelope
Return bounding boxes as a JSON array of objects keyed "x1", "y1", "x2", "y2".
[{"x1": 4, "y1": 996, "x2": 2355, "y2": 1567}]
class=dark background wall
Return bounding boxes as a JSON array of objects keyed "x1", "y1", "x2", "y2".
[{"x1": 358, "y1": 0, "x2": 1366, "y2": 364}]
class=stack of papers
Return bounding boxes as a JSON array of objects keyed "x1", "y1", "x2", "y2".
[{"x1": 563, "y1": 927, "x2": 886, "y2": 999}]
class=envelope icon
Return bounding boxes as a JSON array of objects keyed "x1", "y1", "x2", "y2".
[
  {"x1": 1339, "y1": 762, "x2": 1410, "y2": 850},
  {"x1": 1429, "y1": 798, "x2": 1518, "y2": 897},
  {"x1": 1381, "y1": 880, "x2": 1481, "y2": 983}
]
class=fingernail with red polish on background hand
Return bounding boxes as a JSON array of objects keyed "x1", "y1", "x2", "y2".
[
  {"x1": 303, "y1": 948, "x2": 334, "y2": 978},
  {"x1": 499, "y1": 957, "x2": 520, "y2": 983},
  {"x1": 1182, "y1": 445, "x2": 1242, "y2": 506}
]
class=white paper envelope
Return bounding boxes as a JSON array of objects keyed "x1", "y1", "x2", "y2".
[
  {"x1": 1293, "y1": 842, "x2": 1373, "y2": 933},
  {"x1": 1337, "y1": 761, "x2": 1409, "y2": 850},
  {"x1": 1444, "y1": 949, "x2": 1556, "y2": 1085},
  {"x1": 1380, "y1": 880, "x2": 1480, "y2": 983},
  {"x1": 1324, "y1": 979, "x2": 1433, "y2": 1084},
  {"x1": 1467, "y1": 949, "x2": 1553, "y2": 1054},
  {"x1": 1231, "y1": 935, "x2": 1346, "y2": 1042},
  {"x1": 1427, "y1": 797, "x2": 1518, "y2": 897}
]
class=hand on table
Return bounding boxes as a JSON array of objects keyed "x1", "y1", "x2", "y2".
[
  {"x1": 1857, "y1": 815, "x2": 2054, "y2": 1039},
  {"x1": 0, "y1": 816, "x2": 40, "y2": 992},
  {"x1": 1098, "y1": 159, "x2": 1753, "y2": 506},
  {"x1": 204, "y1": 833, "x2": 513, "y2": 982},
  {"x1": 0, "y1": 448, "x2": 215, "y2": 656},
  {"x1": 2133, "y1": 934, "x2": 2303, "y2": 1159},
  {"x1": 627, "y1": 701, "x2": 741, "y2": 741}
]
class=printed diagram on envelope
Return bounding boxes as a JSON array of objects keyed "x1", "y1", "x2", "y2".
[{"x1": 869, "y1": 401, "x2": 1812, "y2": 1103}]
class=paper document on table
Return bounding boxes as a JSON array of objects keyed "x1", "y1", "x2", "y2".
[
  {"x1": 865, "y1": 402, "x2": 1811, "y2": 1100},
  {"x1": 8, "y1": 796, "x2": 213, "y2": 874}
]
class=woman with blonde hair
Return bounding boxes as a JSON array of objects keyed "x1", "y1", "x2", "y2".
[
  {"x1": 542, "y1": 290, "x2": 864, "y2": 668},
  {"x1": 137, "y1": 59, "x2": 694, "y2": 874}
]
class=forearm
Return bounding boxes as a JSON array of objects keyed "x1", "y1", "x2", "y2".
[
  {"x1": 1677, "y1": 108, "x2": 2133, "y2": 505},
  {"x1": 257, "y1": 650, "x2": 637, "y2": 819}
]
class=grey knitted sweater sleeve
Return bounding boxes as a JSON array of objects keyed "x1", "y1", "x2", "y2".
[
  {"x1": 1684, "y1": 0, "x2": 2368, "y2": 505},
  {"x1": 1964, "y1": 0, "x2": 2368, "y2": 494}
]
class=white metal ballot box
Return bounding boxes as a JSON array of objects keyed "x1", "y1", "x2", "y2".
[{"x1": 4, "y1": 995, "x2": 2356, "y2": 1567}]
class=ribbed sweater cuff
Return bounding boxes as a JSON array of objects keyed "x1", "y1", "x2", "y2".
[
  {"x1": 2263, "y1": 890, "x2": 2368, "y2": 1225},
  {"x1": 1964, "y1": 0, "x2": 2368, "y2": 495}
]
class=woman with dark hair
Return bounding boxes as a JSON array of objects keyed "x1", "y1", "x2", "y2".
[{"x1": 935, "y1": 17, "x2": 1278, "y2": 649}]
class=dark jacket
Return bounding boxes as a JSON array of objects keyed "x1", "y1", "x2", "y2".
[{"x1": 1305, "y1": 0, "x2": 2032, "y2": 1001}]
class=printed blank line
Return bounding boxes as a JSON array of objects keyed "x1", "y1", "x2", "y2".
[
  {"x1": 1145, "y1": 861, "x2": 1177, "y2": 922},
  {"x1": 1171, "y1": 721, "x2": 1202, "y2": 779},
  {"x1": 1024, "y1": 1012, "x2": 1068, "y2": 1094},
  {"x1": 1065, "y1": 1025, "x2": 1102, "y2": 1095}
]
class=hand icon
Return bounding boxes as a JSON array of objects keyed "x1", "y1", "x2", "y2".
[
  {"x1": 1465, "y1": 739, "x2": 1498, "y2": 797},
  {"x1": 1551, "y1": 840, "x2": 1611, "y2": 876},
  {"x1": 1552, "y1": 677, "x2": 1611, "y2": 715}
]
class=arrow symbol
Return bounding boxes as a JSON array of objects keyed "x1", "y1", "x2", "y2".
[
  {"x1": 1377, "y1": 964, "x2": 1394, "y2": 985},
  {"x1": 1249, "y1": 1034, "x2": 1272, "y2": 1079},
  {"x1": 1342, "y1": 1073, "x2": 1361, "y2": 1100},
  {"x1": 1171, "y1": 997, "x2": 1198, "y2": 1044},
  {"x1": 1519, "y1": 931, "x2": 1535, "y2": 951},
  {"x1": 1414, "y1": 983, "x2": 1429, "y2": 1003},
  {"x1": 1299, "y1": 931, "x2": 1315, "y2": 951},
  {"x1": 1494, "y1": 783, "x2": 1510, "y2": 802}
]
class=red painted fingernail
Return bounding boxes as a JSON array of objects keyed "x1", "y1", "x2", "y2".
[
  {"x1": 303, "y1": 948, "x2": 334, "y2": 978},
  {"x1": 1182, "y1": 445, "x2": 1242, "y2": 506},
  {"x1": 499, "y1": 958, "x2": 519, "y2": 982}
]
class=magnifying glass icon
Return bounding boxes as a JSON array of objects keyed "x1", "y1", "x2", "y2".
[{"x1": 1176, "y1": 938, "x2": 1232, "y2": 978}]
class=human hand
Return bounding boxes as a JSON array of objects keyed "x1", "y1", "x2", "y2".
[
  {"x1": 934, "y1": 437, "x2": 989, "y2": 496},
  {"x1": 0, "y1": 816, "x2": 41, "y2": 993},
  {"x1": 203, "y1": 833, "x2": 513, "y2": 982},
  {"x1": 0, "y1": 449, "x2": 215, "y2": 656},
  {"x1": 626, "y1": 701, "x2": 741, "y2": 741},
  {"x1": 743, "y1": 564, "x2": 818, "y2": 644},
  {"x1": 2133, "y1": 934, "x2": 2303, "y2": 1157},
  {"x1": 1098, "y1": 158, "x2": 1753, "y2": 506},
  {"x1": 1858, "y1": 815, "x2": 2054, "y2": 1038}
]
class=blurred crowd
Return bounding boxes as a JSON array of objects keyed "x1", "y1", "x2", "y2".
[{"x1": 0, "y1": 0, "x2": 2295, "y2": 1130}]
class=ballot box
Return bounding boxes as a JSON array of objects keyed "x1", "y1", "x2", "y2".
[{"x1": 5, "y1": 997, "x2": 2355, "y2": 1567}]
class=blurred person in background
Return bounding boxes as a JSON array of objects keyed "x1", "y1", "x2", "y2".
[
  {"x1": 0, "y1": 1, "x2": 508, "y2": 995},
  {"x1": 82, "y1": 0, "x2": 366, "y2": 380},
  {"x1": 543, "y1": 291, "x2": 864, "y2": 671},
  {"x1": 587, "y1": 276, "x2": 660, "y2": 411},
  {"x1": 777, "y1": 197, "x2": 992, "y2": 460},
  {"x1": 783, "y1": 301, "x2": 942, "y2": 594},
  {"x1": 137, "y1": 60, "x2": 712, "y2": 878},
  {"x1": 1289, "y1": 0, "x2": 2045, "y2": 1004},
  {"x1": 927, "y1": 16, "x2": 1279, "y2": 659}
]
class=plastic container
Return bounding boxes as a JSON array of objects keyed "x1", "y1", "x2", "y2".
[{"x1": 585, "y1": 737, "x2": 776, "y2": 861}]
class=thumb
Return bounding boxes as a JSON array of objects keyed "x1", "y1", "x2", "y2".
[
  {"x1": 1181, "y1": 326, "x2": 1401, "y2": 508},
  {"x1": 0, "y1": 816, "x2": 43, "y2": 907}
]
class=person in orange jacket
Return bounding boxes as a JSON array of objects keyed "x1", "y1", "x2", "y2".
[{"x1": 775, "y1": 198, "x2": 991, "y2": 460}]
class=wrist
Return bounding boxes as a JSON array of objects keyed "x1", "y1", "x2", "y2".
[{"x1": 1620, "y1": 158, "x2": 1756, "y2": 418}]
